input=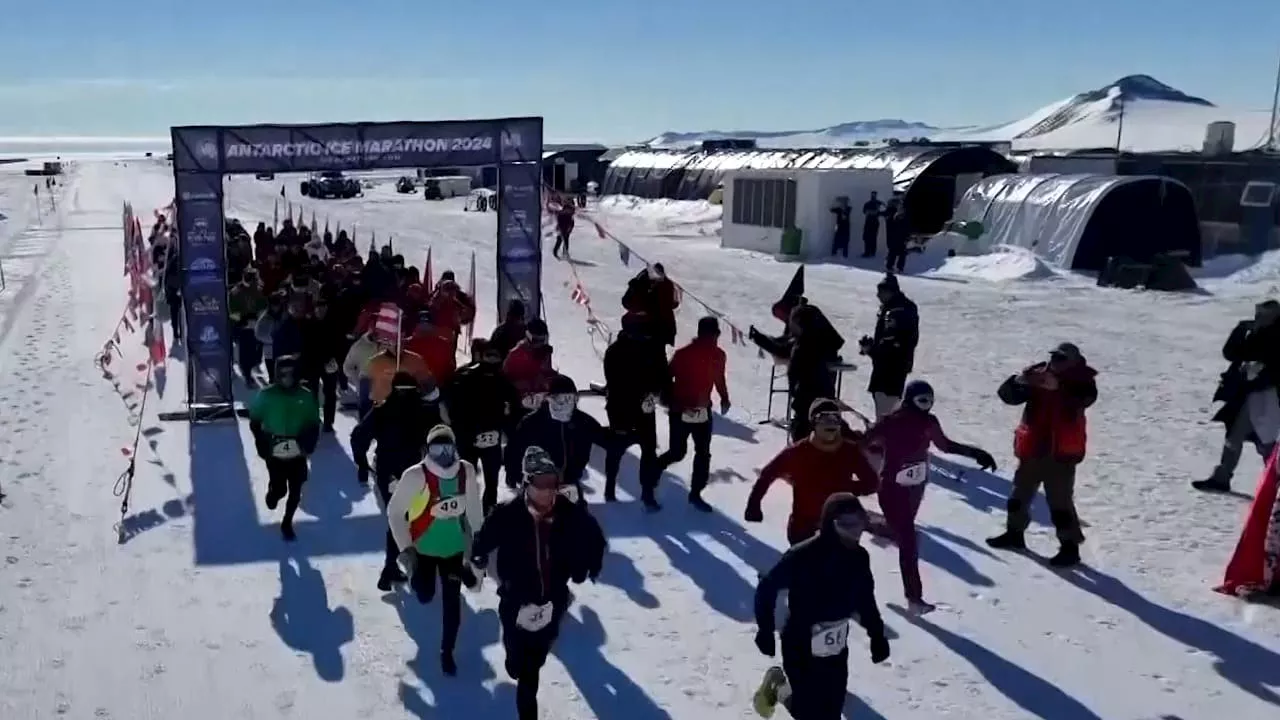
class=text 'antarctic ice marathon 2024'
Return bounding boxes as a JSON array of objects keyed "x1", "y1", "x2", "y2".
[{"x1": 171, "y1": 118, "x2": 544, "y2": 411}]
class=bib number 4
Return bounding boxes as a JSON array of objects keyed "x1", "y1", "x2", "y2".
[
  {"x1": 810, "y1": 620, "x2": 849, "y2": 657},
  {"x1": 516, "y1": 602, "x2": 554, "y2": 632},
  {"x1": 272, "y1": 439, "x2": 302, "y2": 459},
  {"x1": 895, "y1": 462, "x2": 928, "y2": 487}
]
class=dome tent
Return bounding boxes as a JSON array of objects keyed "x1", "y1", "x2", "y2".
[
  {"x1": 952, "y1": 173, "x2": 1202, "y2": 271},
  {"x1": 602, "y1": 145, "x2": 1017, "y2": 235}
]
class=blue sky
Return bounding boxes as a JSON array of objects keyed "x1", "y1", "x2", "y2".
[{"x1": 1, "y1": 0, "x2": 1277, "y2": 143}]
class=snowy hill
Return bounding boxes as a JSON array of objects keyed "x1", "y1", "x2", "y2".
[
  {"x1": 649, "y1": 75, "x2": 1276, "y2": 153},
  {"x1": 3, "y1": 163, "x2": 1280, "y2": 719},
  {"x1": 644, "y1": 119, "x2": 942, "y2": 149}
]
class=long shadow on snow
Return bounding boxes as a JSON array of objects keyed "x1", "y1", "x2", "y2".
[
  {"x1": 587, "y1": 447, "x2": 780, "y2": 623},
  {"x1": 190, "y1": 419, "x2": 272, "y2": 565},
  {"x1": 297, "y1": 432, "x2": 368, "y2": 522},
  {"x1": 890, "y1": 604, "x2": 1105, "y2": 719},
  {"x1": 1059, "y1": 565, "x2": 1280, "y2": 707},
  {"x1": 866, "y1": 524, "x2": 997, "y2": 589},
  {"x1": 270, "y1": 554, "x2": 355, "y2": 682},
  {"x1": 554, "y1": 605, "x2": 674, "y2": 719},
  {"x1": 387, "y1": 591, "x2": 516, "y2": 718},
  {"x1": 710, "y1": 411, "x2": 759, "y2": 444},
  {"x1": 929, "y1": 455, "x2": 1053, "y2": 528}
]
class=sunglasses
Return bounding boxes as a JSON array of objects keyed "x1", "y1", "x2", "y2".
[{"x1": 812, "y1": 411, "x2": 843, "y2": 427}]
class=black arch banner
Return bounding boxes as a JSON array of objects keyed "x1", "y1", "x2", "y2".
[{"x1": 171, "y1": 118, "x2": 544, "y2": 412}]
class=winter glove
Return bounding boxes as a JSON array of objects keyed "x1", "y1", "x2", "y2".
[
  {"x1": 720, "y1": 399, "x2": 732, "y2": 415},
  {"x1": 451, "y1": 562, "x2": 479, "y2": 589},
  {"x1": 858, "y1": 335, "x2": 873, "y2": 355},
  {"x1": 869, "y1": 635, "x2": 890, "y2": 664},
  {"x1": 754, "y1": 629, "x2": 776, "y2": 657},
  {"x1": 396, "y1": 549, "x2": 418, "y2": 576},
  {"x1": 744, "y1": 505, "x2": 764, "y2": 523},
  {"x1": 969, "y1": 448, "x2": 997, "y2": 472},
  {"x1": 356, "y1": 465, "x2": 370, "y2": 485}
]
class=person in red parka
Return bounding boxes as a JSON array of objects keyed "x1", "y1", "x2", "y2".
[
  {"x1": 745, "y1": 399, "x2": 880, "y2": 545},
  {"x1": 656, "y1": 316, "x2": 731, "y2": 511},
  {"x1": 405, "y1": 311, "x2": 457, "y2": 387},
  {"x1": 986, "y1": 342, "x2": 1098, "y2": 568},
  {"x1": 428, "y1": 271, "x2": 477, "y2": 350},
  {"x1": 502, "y1": 318, "x2": 555, "y2": 420}
]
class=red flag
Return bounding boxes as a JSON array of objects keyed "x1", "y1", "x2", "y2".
[
  {"x1": 1216, "y1": 446, "x2": 1280, "y2": 597},
  {"x1": 463, "y1": 250, "x2": 477, "y2": 347}
]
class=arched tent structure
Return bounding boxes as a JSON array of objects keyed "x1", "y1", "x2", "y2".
[
  {"x1": 602, "y1": 145, "x2": 1016, "y2": 234},
  {"x1": 952, "y1": 173, "x2": 1202, "y2": 271}
]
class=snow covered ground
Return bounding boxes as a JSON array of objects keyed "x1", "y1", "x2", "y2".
[{"x1": 3, "y1": 161, "x2": 1280, "y2": 719}]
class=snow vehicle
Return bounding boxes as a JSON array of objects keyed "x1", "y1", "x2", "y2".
[
  {"x1": 300, "y1": 171, "x2": 361, "y2": 199},
  {"x1": 395, "y1": 176, "x2": 417, "y2": 194}
]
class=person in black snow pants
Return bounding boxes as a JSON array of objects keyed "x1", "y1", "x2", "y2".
[
  {"x1": 470, "y1": 446, "x2": 606, "y2": 720},
  {"x1": 830, "y1": 197, "x2": 852, "y2": 258},
  {"x1": 858, "y1": 274, "x2": 919, "y2": 419},
  {"x1": 1195, "y1": 299, "x2": 1280, "y2": 493},
  {"x1": 306, "y1": 296, "x2": 350, "y2": 433},
  {"x1": 860, "y1": 192, "x2": 883, "y2": 258},
  {"x1": 753, "y1": 304, "x2": 846, "y2": 442},
  {"x1": 603, "y1": 311, "x2": 671, "y2": 510},
  {"x1": 447, "y1": 338, "x2": 522, "y2": 514},
  {"x1": 752, "y1": 493, "x2": 890, "y2": 720},
  {"x1": 883, "y1": 196, "x2": 910, "y2": 274},
  {"x1": 504, "y1": 374, "x2": 610, "y2": 505},
  {"x1": 553, "y1": 200, "x2": 576, "y2": 259},
  {"x1": 349, "y1": 371, "x2": 449, "y2": 590}
]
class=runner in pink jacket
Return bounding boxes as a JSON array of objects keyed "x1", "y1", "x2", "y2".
[{"x1": 863, "y1": 380, "x2": 996, "y2": 613}]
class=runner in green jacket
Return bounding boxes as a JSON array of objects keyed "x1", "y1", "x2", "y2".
[{"x1": 248, "y1": 355, "x2": 321, "y2": 540}]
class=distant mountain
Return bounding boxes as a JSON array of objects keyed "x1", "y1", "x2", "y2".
[
  {"x1": 643, "y1": 75, "x2": 1266, "y2": 153},
  {"x1": 644, "y1": 119, "x2": 942, "y2": 149}
]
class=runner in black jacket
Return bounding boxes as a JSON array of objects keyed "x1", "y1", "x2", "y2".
[
  {"x1": 602, "y1": 312, "x2": 671, "y2": 509},
  {"x1": 470, "y1": 446, "x2": 606, "y2": 720},
  {"x1": 752, "y1": 493, "x2": 890, "y2": 720},
  {"x1": 350, "y1": 372, "x2": 449, "y2": 590},
  {"x1": 504, "y1": 374, "x2": 609, "y2": 504},
  {"x1": 448, "y1": 339, "x2": 522, "y2": 513}
]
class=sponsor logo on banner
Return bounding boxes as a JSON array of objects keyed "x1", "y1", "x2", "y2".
[
  {"x1": 190, "y1": 294, "x2": 221, "y2": 315},
  {"x1": 502, "y1": 245, "x2": 537, "y2": 261},
  {"x1": 189, "y1": 257, "x2": 218, "y2": 273},
  {"x1": 196, "y1": 141, "x2": 219, "y2": 160},
  {"x1": 222, "y1": 136, "x2": 494, "y2": 159},
  {"x1": 180, "y1": 189, "x2": 218, "y2": 202},
  {"x1": 198, "y1": 367, "x2": 222, "y2": 397},
  {"x1": 199, "y1": 325, "x2": 220, "y2": 346},
  {"x1": 188, "y1": 217, "x2": 217, "y2": 246}
]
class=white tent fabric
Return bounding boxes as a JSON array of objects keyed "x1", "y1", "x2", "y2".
[{"x1": 951, "y1": 173, "x2": 1173, "y2": 268}]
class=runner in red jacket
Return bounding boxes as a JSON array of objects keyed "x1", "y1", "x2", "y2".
[
  {"x1": 746, "y1": 399, "x2": 879, "y2": 544},
  {"x1": 503, "y1": 318, "x2": 555, "y2": 419},
  {"x1": 657, "y1": 316, "x2": 731, "y2": 511}
]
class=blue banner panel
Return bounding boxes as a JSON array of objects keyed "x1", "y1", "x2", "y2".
[
  {"x1": 496, "y1": 162, "x2": 544, "y2": 318},
  {"x1": 174, "y1": 173, "x2": 233, "y2": 406}
]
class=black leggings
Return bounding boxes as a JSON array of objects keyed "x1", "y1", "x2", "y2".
[
  {"x1": 265, "y1": 456, "x2": 308, "y2": 527},
  {"x1": 410, "y1": 552, "x2": 465, "y2": 655},
  {"x1": 499, "y1": 597, "x2": 564, "y2": 720},
  {"x1": 604, "y1": 413, "x2": 658, "y2": 496},
  {"x1": 656, "y1": 410, "x2": 713, "y2": 494},
  {"x1": 459, "y1": 442, "x2": 503, "y2": 513},
  {"x1": 781, "y1": 633, "x2": 848, "y2": 719},
  {"x1": 375, "y1": 473, "x2": 402, "y2": 571}
]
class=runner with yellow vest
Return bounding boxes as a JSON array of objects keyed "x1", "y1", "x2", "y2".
[{"x1": 386, "y1": 425, "x2": 484, "y2": 676}]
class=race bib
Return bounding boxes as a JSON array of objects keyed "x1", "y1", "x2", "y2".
[
  {"x1": 681, "y1": 407, "x2": 710, "y2": 424},
  {"x1": 272, "y1": 439, "x2": 302, "y2": 459},
  {"x1": 810, "y1": 620, "x2": 849, "y2": 657},
  {"x1": 516, "y1": 602, "x2": 554, "y2": 632},
  {"x1": 522, "y1": 392, "x2": 546, "y2": 410},
  {"x1": 229, "y1": 312, "x2": 242, "y2": 322},
  {"x1": 559, "y1": 485, "x2": 580, "y2": 503},
  {"x1": 325, "y1": 360, "x2": 339, "y2": 374},
  {"x1": 640, "y1": 395, "x2": 657, "y2": 414},
  {"x1": 895, "y1": 461, "x2": 928, "y2": 487},
  {"x1": 431, "y1": 495, "x2": 465, "y2": 519},
  {"x1": 475, "y1": 431, "x2": 500, "y2": 449},
  {"x1": 1245, "y1": 361, "x2": 1264, "y2": 381}
]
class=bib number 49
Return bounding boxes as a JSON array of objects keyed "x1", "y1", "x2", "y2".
[{"x1": 431, "y1": 496, "x2": 465, "y2": 519}]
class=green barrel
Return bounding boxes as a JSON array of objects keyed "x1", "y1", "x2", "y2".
[{"x1": 780, "y1": 227, "x2": 803, "y2": 256}]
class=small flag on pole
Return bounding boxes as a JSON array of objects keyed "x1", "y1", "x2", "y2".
[
  {"x1": 372, "y1": 302, "x2": 403, "y2": 346},
  {"x1": 618, "y1": 243, "x2": 631, "y2": 266},
  {"x1": 424, "y1": 247, "x2": 434, "y2": 295}
]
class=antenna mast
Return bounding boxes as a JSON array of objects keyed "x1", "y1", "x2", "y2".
[{"x1": 1268, "y1": 51, "x2": 1280, "y2": 151}]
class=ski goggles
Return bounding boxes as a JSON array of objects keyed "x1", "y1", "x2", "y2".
[
  {"x1": 908, "y1": 394, "x2": 934, "y2": 412},
  {"x1": 832, "y1": 511, "x2": 868, "y2": 535},
  {"x1": 811, "y1": 411, "x2": 843, "y2": 428},
  {"x1": 425, "y1": 442, "x2": 457, "y2": 467},
  {"x1": 527, "y1": 333, "x2": 549, "y2": 346}
]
